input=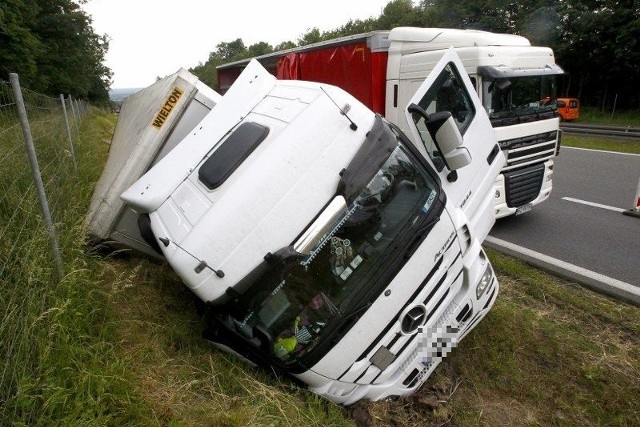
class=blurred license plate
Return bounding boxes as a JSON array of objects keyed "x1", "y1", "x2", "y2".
[{"x1": 515, "y1": 204, "x2": 532, "y2": 215}]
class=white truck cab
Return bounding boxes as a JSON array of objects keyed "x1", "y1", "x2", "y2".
[
  {"x1": 121, "y1": 50, "x2": 502, "y2": 404},
  {"x1": 385, "y1": 27, "x2": 563, "y2": 218}
]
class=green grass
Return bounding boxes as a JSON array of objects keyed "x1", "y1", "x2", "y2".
[
  {"x1": 578, "y1": 106, "x2": 640, "y2": 127},
  {"x1": 562, "y1": 134, "x2": 640, "y2": 154},
  {"x1": 2, "y1": 112, "x2": 638, "y2": 426},
  {"x1": 0, "y1": 109, "x2": 154, "y2": 425},
  {"x1": 561, "y1": 106, "x2": 640, "y2": 154}
]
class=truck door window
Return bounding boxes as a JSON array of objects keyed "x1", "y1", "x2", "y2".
[{"x1": 411, "y1": 63, "x2": 475, "y2": 160}]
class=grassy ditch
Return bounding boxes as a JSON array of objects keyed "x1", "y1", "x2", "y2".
[
  {"x1": 101, "y1": 248, "x2": 640, "y2": 427},
  {"x1": 370, "y1": 250, "x2": 639, "y2": 426},
  {"x1": 0, "y1": 109, "x2": 151, "y2": 425},
  {"x1": 1, "y1": 111, "x2": 638, "y2": 426}
]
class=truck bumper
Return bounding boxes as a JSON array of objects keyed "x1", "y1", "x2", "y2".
[{"x1": 296, "y1": 247, "x2": 499, "y2": 405}]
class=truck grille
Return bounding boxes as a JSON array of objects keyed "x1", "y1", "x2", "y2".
[
  {"x1": 336, "y1": 247, "x2": 464, "y2": 387},
  {"x1": 504, "y1": 163, "x2": 545, "y2": 207},
  {"x1": 500, "y1": 130, "x2": 558, "y2": 171}
]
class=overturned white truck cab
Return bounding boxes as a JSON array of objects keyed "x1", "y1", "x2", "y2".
[{"x1": 121, "y1": 50, "x2": 503, "y2": 405}]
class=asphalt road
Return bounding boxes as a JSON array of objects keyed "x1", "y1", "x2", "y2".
[{"x1": 489, "y1": 146, "x2": 640, "y2": 288}]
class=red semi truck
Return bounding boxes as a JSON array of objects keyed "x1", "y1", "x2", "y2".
[{"x1": 217, "y1": 27, "x2": 564, "y2": 218}]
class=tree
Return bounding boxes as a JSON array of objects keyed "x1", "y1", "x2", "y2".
[
  {"x1": 298, "y1": 28, "x2": 323, "y2": 46},
  {"x1": 34, "y1": 0, "x2": 111, "y2": 101},
  {"x1": 189, "y1": 0, "x2": 640, "y2": 110},
  {"x1": 418, "y1": 0, "x2": 563, "y2": 37},
  {"x1": 0, "y1": 0, "x2": 42, "y2": 88},
  {"x1": 190, "y1": 61, "x2": 218, "y2": 89},
  {"x1": 0, "y1": 0, "x2": 112, "y2": 103},
  {"x1": 274, "y1": 41, "x2": 296, "y2": 51},
  {"x1": 377, "y1": 0, "x2": 422, "y2": 29},
  {"x1": 247, "y1": 42, "x2": 274, "y2": 58},
  {"x1": 554, "y1": 0, "x2": 640, "y2": 109},
  {"x1": 215, "y1": 39, "x2": 248, "y2": 62}
]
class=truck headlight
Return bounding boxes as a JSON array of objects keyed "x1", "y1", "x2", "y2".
[{"x1": 476, "y1": 264, "x2": 493, "y2": 299}]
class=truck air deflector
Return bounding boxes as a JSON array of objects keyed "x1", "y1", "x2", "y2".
[
  {"x1": 337, "y1": 115, "x2": 396, "y2": 203},
  {"x1": 198, "y1": 122, "x2": 269, "y2": 190},
  {"x1": 477, "y1": 63, "x2": 564, "y2": 79}
]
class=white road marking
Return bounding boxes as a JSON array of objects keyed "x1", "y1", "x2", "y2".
[
  {"x1": 563, "y1": 146, "x2": 640, "y2": 157},
  {"x1": 561, "y1": 197, "x2": 625, "y2": 213},
  {"x1": 484, "y1": 236, "x2": 640, "y2": 305}
]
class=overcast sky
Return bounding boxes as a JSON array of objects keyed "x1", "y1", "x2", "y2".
[{"x1": 81, "y1": 0, "x2": 391, "y2": 89}]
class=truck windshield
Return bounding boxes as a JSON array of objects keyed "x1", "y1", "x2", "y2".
[
  {"x1": 225, "y1": 119, "x2": 442, "y2": 365},
  {"x1": 482, "y1": 75, "x2": 557, "y2": 124}
]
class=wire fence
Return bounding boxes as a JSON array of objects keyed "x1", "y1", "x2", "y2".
[
  {"x1": 0, "y1": 75, "x2": 87, "y2": 277},
  {"x1": 0, "y1": 74, "x2": 90, "y2": 421}
]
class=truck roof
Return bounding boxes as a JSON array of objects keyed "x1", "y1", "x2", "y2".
[
  {"x1": 217, "y1": 31, "x2": 391, "y2": 71},
  {"x1": 123, "y1": 60, "x2": 379, "y2": 302},
  {"x1": 388, "y1": 27, "x2": 530, "y2": 53},
  {"x1": 217, "y1": 27, "x2": 532, "y2": 72},
  {"x1": 170, "y1": 87, "x2": 376, "y2": 301}
]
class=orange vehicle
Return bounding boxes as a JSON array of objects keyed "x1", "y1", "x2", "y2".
[{"x1": 557, "y1": 97, "x2": 580, "y2": 121}]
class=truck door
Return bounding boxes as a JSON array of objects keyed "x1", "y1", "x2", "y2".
[{"x1": 404, "y1": 47, "x2": 505, "y2": 244}]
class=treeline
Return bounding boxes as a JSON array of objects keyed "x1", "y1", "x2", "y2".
[
  {"x1": 0, "y1": 0, "x2": 110, "y2": 104},
  {"x1": 191, "y1": 0, "x2": 640, "y2": 111}
]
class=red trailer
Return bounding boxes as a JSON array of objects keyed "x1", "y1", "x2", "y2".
[{"x1": 217, "y1": 32, "x2": 391, "y2": 115}]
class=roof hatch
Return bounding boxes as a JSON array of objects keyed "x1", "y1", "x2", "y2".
[{"x1": 198, "y1": 122, "x2": 270, "y2": 190}]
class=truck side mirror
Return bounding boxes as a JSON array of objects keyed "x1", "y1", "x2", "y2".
[{"x1": 408, "y1": 104, "x2": 471, "y2": 171}]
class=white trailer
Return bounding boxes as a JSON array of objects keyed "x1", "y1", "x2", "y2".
[{"x1": 85, "y1": 68, "x2": 221, "y2": 257}]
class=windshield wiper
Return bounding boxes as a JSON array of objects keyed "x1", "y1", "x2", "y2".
[
  {"x1": 320, "y1": 292, "x2": 340, "y2": 316},
  {"x1": 333, "y1": 300, "x2": 373, "y2": 340}
]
